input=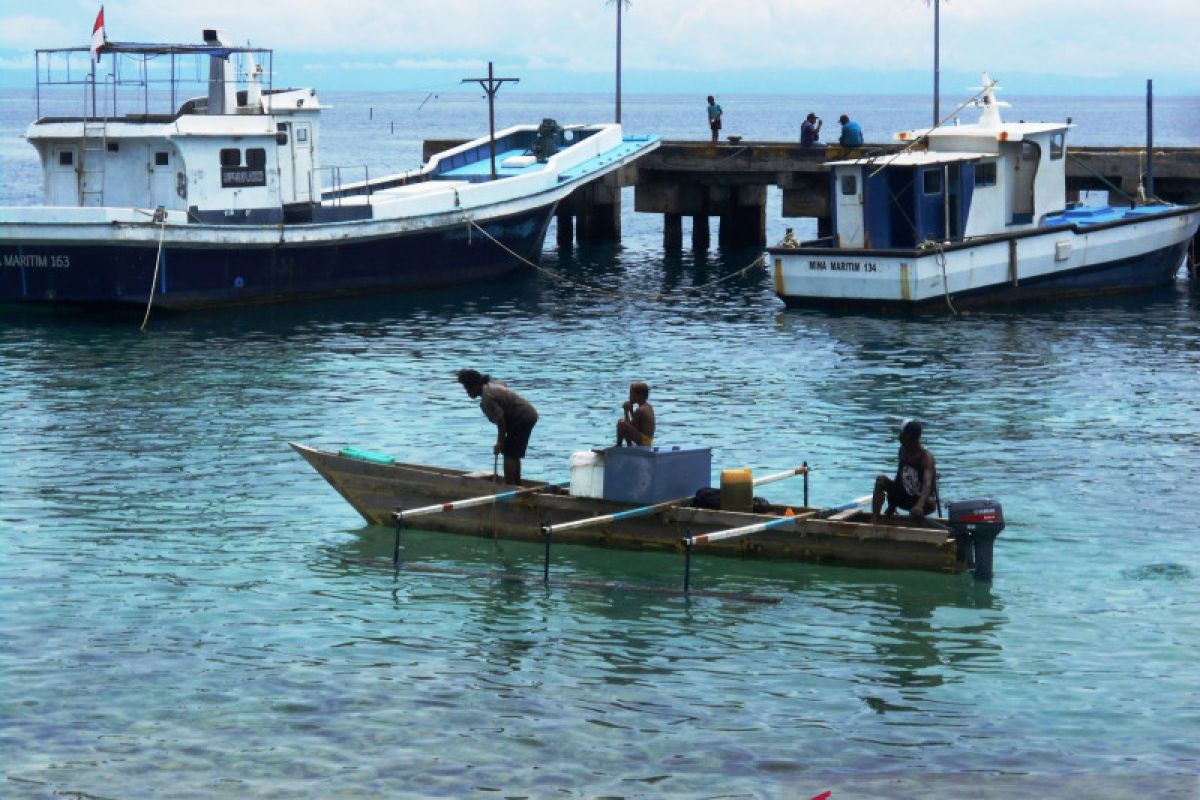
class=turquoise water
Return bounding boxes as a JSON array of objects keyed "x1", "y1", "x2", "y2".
[{"x1": 3, "y1": 91, "x2": 1200, "y2": 798}]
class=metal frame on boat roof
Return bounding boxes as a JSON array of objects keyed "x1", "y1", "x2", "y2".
[{"x1": 33, "y1": 41, "x2": 274, "y2": 120}]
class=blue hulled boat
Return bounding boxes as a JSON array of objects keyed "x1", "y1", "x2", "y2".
[{"x1": 0, "y1": 29, "x2": 658, "y2": 310}]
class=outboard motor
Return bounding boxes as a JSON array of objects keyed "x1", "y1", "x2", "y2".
[
  {"x1": 531, "y1": 118, "x2": 563, "y2": 162},
  {"x1": 947, "y1": 498, "x2": 1005, "y2": 581}
]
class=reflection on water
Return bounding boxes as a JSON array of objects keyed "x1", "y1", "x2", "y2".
[{"x1": 2, "y1": 148, "x2": 1198, "y2": 795}]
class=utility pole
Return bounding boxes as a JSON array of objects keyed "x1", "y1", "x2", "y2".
[
  {"x1": 462, "y1": 62, "x2": 519, "y2": 180},
  {"x1": 933, "y1": 0, "x2": 941, "y2": 125}
]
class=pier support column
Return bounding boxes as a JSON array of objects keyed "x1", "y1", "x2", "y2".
[
  {"x1": 663, "y1": 213, "x2": 682, "y2": 250},
  {"x1": 718, "y1": 204, "x2": 766, "y2": 247},
  {"x1": 692, "y1": 215, "x2": 710, "y2": 249},
  {"x1": 556, "y1": 211, "x2": 574, "y2": 249},
  {"x1": 817, "y1": 215, "x2": 833, "y2": 239},
  {"x1": 576, "y1": 174, "x2": 622, "y2": 243}
]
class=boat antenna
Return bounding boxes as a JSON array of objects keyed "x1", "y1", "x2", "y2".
[
  {"x1": 461, "y1": 62, "x2": 519, "y2": 180},
  {"x1": 868, "y1": 74, "x2": 996, "y2": 178}
]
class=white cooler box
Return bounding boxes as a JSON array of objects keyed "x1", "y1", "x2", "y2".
[{"x1": 569, "y1": 451, "x2": 605, "y2": 498}]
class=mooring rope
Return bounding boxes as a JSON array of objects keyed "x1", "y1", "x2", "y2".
[
  {"x1": 924, "y1": 240, "x2": 960, "y2": 316},
  {"x1": 139, "y1": 207, "x2": 168, "y2": 332},
  {"x1": 461, "y1": 215, "x2": 766, "y2": 301}
]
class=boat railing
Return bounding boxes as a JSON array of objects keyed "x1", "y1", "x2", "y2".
[
  {"x1": 317, "y1": 166, "x2": 373, "y2": 205},
  {"x1": 33, "y1": 44, "x2": 273, "y2": 121}
]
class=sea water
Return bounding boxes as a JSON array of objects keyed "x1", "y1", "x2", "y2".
[{"x1": 1, "y1": 89, "x2": 1199, "y2": 798}]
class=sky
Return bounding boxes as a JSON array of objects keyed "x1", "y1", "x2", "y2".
[{"x1": 1, "y1": 0, "x2": 1198, "y2": 95}]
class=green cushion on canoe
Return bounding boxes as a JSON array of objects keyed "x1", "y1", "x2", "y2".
[{"x1": 339, "y1": 447, "x2": 396, "y2": 465}]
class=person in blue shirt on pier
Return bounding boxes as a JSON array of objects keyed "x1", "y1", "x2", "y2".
[
  {"x1": 838, "y1": 114, "x2": 864, "y2": 147},
  {"x1": 706, "y1": 95, "x2": 723, "y2": 143}
]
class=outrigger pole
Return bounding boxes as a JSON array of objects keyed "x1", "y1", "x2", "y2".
[
  {"x1": 681, "y1": 494, "x2": 870, "y2": 593},
  {"x1": 540, "y1": 465, "x2": 809, "y2": 583},
  {"x1": 392, "y1": 480, "x2": 567, "y2": 566}
]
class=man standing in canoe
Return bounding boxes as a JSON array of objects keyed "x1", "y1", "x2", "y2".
[
  {"x1": 871, "y1": 418, "x2": 937, "y2": 524},
  {"x1": 457, "y1": 369, "x2": 539, "y2": 485}
]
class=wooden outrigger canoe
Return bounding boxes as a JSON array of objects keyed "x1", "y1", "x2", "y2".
[{"x1": 291, "y1": 443, "x2": 977, "y2": 574}]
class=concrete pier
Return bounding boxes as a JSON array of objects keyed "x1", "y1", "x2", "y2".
[{"x1": 425, "y1": 138, "x2": 1200, "y2": 256}]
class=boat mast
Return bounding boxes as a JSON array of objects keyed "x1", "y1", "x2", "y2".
[{"x1": 462, "y1": 62, "x2": 519, "y2": 180}]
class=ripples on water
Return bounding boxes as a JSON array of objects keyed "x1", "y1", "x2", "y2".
[{"x1": 3, "y1": 92, "x2": 1200, "y2": 797}]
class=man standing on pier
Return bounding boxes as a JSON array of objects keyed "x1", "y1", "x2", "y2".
[{"x1": 706, "y1": 96, "x2": 723, "y2": 143}]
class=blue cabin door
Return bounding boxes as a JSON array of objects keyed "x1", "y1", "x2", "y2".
[{"x1": 916, "y1": 166, "x2": 946, "y2": 243}]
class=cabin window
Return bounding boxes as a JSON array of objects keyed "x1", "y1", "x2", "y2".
[
  {"x1": 246, "y1": 148, "x2": 266, "y2": 170},
  {"x1": 297, "y1": 128, "x2": 308, "y2": 143},
  {"x1": 276, "y1": 133, "x2": 288, "y2": 145},
  {"x1": 840, "y1": 174, "x2": 858, "y2": 196},
  {"x1": 59, "y1": 151, "x2": 73, "y2": 166},
  {"x1": 220, "y1": 148, "x2": 241, "y2": 167},
  {"x1": 155, "y1": 152, "x2": 169, "y2": 166},
  {"x1": 276, "y1": 123, "x2": 288, "y2": 145},
  {"x1": 1049, "y1": 133, "x2": 1064, "y2": 160},
  {"x1": 923, "y1": 169, "x2": 943, "y2": 195},
  {"x1": 975, "y1": 162, "x2": 997, "y2": 186},
  {"x1": 107, "y1": 142, "x2": 119, "y2": 153}
]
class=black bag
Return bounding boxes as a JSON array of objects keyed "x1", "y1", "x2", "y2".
[{"x1": 693, "y1": 487, "x2": 722, "y2": 509}]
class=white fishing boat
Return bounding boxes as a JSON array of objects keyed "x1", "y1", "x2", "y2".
[
  {"x1": 0, "y1": 27, "x2": 658, "y2": 310},
  {"x1": 768, "y1": 74, "x2": 1200, "y2": 310}
]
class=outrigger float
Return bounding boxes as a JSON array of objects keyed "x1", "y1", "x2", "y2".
[
  {"x1": 1, "y1": 27, "x2": 658, "y2": 309},
  {"x1": 290, "y1": 443, "x2": 1006, "y2": 583}
]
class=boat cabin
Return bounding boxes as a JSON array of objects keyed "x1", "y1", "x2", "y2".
[
  {"x1": 27, "y1": 30, "x2": 323, "y2": 223},
  {"x1": 829, "y1": 76, "x2": 1070, "y2": 249}
]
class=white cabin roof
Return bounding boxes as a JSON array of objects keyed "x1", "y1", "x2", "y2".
[{"x1": 827, "y1": 151, "x2": 995, "y2": 168}]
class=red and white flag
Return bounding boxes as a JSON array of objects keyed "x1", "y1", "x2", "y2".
[{"x1": 90, "y1": 6, "x2": 105, "y2": 63}]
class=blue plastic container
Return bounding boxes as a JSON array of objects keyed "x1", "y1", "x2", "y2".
[{"x1": 602, "y1": 445, "x2": 712, "y2": 504}]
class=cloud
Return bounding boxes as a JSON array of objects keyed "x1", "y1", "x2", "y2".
[{"x1": 1, "y1": 0, "x2": 1196, "y2": 85}]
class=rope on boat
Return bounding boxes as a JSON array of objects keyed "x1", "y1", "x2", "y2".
[
  {"x1": 867, "y1": 84, "x2": 993, "y2": 179},
  {"x1": 461, "y1": 215, "x2": 766, "y2": 301},
  {"x1": 922, "y1": 240, "x2": 960, "y2": 316},
  {"x1": 1066, "y1": 152, "x2": 1141, "y2": 207},
  {"x1": 139, "y1": 206, "x2": 168, "y2": 332}
]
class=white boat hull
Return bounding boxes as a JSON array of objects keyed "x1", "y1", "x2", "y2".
[{"x1": 771, "y1": 207, "x2": 1200, "y2": 309}]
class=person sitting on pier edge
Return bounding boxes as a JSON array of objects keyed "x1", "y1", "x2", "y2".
[
  {"x1": 871, "y1": 418, "x2": 937, "y2": 525},
  {"x1": 838, "y1": 114, "x2": 864, "y2": 147},
  {"x1": 456, "y1": 369, "x2": 539, "y2": 485},
  {"x1": 616, "y1": 381, "x2": 656, "y2": 447},
  {"x1": 706, "y1": 96, "x2": 723, "y2": 143},
  {"x1": 801, "y1": 112, "x2": 824, "y2": 147}
]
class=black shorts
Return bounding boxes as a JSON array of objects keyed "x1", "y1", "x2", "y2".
[
  {"x1": 887, "y1": 483, "x2": 933, "y2": 512},
  {"x1": 502, "y1": 416, "x2": 536, "y2": 459}
]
